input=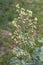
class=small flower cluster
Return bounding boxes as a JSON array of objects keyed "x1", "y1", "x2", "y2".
[
  {"x1": 11, "y1": 4, "x2": 38, "y2": 64},
  {"x1": 12, "y1": 4, "x2": 38, "y2": 46}
]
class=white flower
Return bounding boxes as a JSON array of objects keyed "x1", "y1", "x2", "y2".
[
  {"x1": 34, "y1": 17, "x2": 38, "y2": 21},
  {"x1": 27, "y1": 10, "x2": 32, "y2": 14},
  {"x1": 23, "y1": 21, "x2": 25, "y2": 23},
  {"x1": 21, "y1": 8, "x2": 25, "y2": 11},
  {"x1": 27, "y1": 10, "x2": 32, "y2": 17},
  {"x1": 21, "y1": 11, "x2": 26, "y2": 15},
  {"x1": 12, "y1": 20, "x2": 17, "y2": 27},
  {"x1": 16, "y1": 4, "x2": 20, "y2": 8}
]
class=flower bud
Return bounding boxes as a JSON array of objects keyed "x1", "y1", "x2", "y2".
[
  {"x1": 23, "y1": 21, "x2": 25, "y2": 23},
  {"x1": 18, "y1": 16, "x2": 21, "y2": 20},
  {"x1": 34, "y1": 17, "x2": 38, "y2": 21}
]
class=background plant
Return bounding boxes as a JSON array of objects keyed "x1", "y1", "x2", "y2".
[
  {"x1": 0, "y1": 0, "x2": 43, "y2": 65},
  {"x1": 9, "y1": 4, "x2": 43, "y2": 65}
]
